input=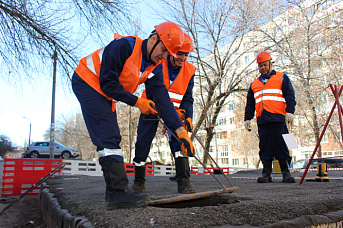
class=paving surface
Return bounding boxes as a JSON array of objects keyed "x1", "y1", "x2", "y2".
[{"x1": 43, "y1": 169, "x2": 343, "y2": 227}]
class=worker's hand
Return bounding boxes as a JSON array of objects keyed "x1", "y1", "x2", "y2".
[
  {"x1": 285, "y1": 113, "x2": 294, "y2": 125},
  {"x1": 244, "y1": 120, "x2": 251, "y2": 132},
  {"x1": 184, "y1": 117, "x2": 193, "y2": 132},
  {"x1": 177, "y1": 130, "x2": 194, "y2": 157},
  {"x1": 176, "y1": 109, "x2": 186, "y2": 121},
  {"x1": 134, "y1": 98, "x2": 158, "y2": 115}
]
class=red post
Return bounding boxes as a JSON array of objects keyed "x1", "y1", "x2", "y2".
[{"x1": 300, "y1": 85, "x2": 343, "y2": 184}]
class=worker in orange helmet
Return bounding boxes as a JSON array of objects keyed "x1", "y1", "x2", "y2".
[
  {"x1": 244, "y1": 51, "x2": 296, "y2": 183},
  {"x1": 132, "y1": 33, "x2": 196, "y2": 194},
  {"x1": 72, "y1": 22, "x2": 195, "y2": 209}
]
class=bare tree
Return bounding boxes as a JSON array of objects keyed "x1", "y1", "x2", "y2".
[
  {"x1": 154, "y1": 0, "x2": 276, "y2": 165},
  {"x1": 44, "y1": 113, "x2": 96, "y2": 160},
  {"x1": 255, "y1": 0, "x2": 343, "y2": 157},
  {"x1": 0, "y1": 0, "x2": 134, "y2": 84},
  {"x1": 0, "y1": 135, "x2": 13, "y2": 157}
]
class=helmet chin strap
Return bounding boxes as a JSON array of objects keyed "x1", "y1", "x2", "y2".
[
  {"x1": 148, "y1": 38, "x2": 161, "y2": 62},
  {"x1": 170, "y1": 55, "x2": 177, "y2": 68}
]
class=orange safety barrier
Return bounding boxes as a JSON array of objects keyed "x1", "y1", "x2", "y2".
[
  {"x1": 190, "y1": 167, "x2": 229, "y2": 175},
  {"x1": 1, "y1": 157, "x2": 63, "y2": 197},
  {"x1": 124, "y1": 163, "x2": 154, "y2": 176}
]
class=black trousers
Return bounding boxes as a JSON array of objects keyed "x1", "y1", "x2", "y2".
[{"x1": 258, "y1": 122, "x2": 291, "y2": 161}]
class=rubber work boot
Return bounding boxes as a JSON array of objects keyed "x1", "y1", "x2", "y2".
[
  {"x1": 169, "y1": 175, "x2": 177, "y2": 181},
  {"x1": 279, "y1": 159, "x2": 295, "y2": 183},
  {"x1": 101, "y1": 160, "x2": 149, "y2": 209},
  {"x1": 175, "y1": 157, "x2": 195, "y2": 194},
  {"x1": 130, "y1": 165, "x2": 146, "y2": 194},
  {"x1": 257, "y1": 159, "x2": 273, "y2": 183}
]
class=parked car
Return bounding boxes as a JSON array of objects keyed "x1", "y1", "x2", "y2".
[
  {"x1": 22, "y1": 141, "x2": 80, "y2": 159},
  {"x1": 291, "y1": 157, "x2": 343, "y2": 170}
]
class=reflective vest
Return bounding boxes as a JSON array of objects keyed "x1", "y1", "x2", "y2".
[
  {"x1": 75, "y1": 34, "x2": 160, "y2": 111},
  {"x1": 142, "y1": 60, "x2": 195, "y2": 109},
  {"x1": 251, "y1": 72, "x2": 287, "y2": 118}
]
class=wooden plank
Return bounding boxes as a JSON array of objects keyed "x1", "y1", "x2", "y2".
[{"x1": 149, "y1": 187, "x2": 239, "y2": 205}]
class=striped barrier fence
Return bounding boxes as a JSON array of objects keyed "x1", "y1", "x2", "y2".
[
  {"x1": 191, "y1": 166, "x2": 229, "y2": 175},
  {"x1": 1, "y1": 158, "x2": 63, "y2": 197}
]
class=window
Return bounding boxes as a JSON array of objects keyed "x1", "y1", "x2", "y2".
[
  {"x1": 220, "y1": 131, "x2": 227, "y2": 139},
  {"x1": 219, "y1": 118, "x2": 227, "y2": 126},
  {"x1": 321, "y1": 132, "x2": 328, "y2": 143},
  {"x1": 221, "y1": 158, "x2": 229, "y2": 165},
  {"x1": 209, "y1": 146, "x2": 213, "y2": 153},
  {"x1": 245, "y1": 55, "x2": 250, "y2": 64},
  {"x1": 236, "y1": 59, "x2": 241, "y2": 67},
  {"x1": 244, "y1": 158, "x2": 248, "y2": 165},
  {"x1": 230, "y1": 117, "x2": 235, "y2": 125},
  {"x1": 221, "y1": 145, "x2": 229, "y2": 156},
  {"x1": 243, "y1": 42, "x2": 248, "y2": 50},
  {"x1": 232, "y1": 158, "x2": 239, "y2": 165},
  {"x1": 229, "y1": 104, "x2": 235, "y2": 111}
]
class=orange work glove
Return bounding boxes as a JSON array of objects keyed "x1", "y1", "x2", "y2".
[
  {"x1": 134, "y1": 98, "x2": 158, "y2": 115},
  {"x1": 177, "y1": 130, "x2": 194, "y2": 157},
  {"x1": 184, "y1": 117, "x2": 193, "y2": 132},
  {"x1": 176, "y1": 109, "x2": 185, "y2": 121}
]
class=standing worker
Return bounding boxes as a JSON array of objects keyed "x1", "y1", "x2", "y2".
[
  {"x1": 244, "y1": 51, "x2": 296, "y2": 183},
  {"x1": 132, "y1": 33, "x2": 196, "y2": 194},
  {"x1": 72, "y1": 22, "x2": 195, "y2": 209}
]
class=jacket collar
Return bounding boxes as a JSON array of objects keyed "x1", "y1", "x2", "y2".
[{"x1": 259, "y1": 70, "x2": 276, "y2": 81}]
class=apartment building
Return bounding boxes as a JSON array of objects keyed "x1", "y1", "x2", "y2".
[{"x1": 191, "y1": 0, "x2": 343, "y2": 169}]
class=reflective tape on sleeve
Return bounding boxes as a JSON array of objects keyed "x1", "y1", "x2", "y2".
[
  {"x1": 175, "y1": 151, "x2": 187, "y2": 158},
  {"x1": 148, "y1": 72, "x2": 155, "y2": 79},
  {"x1": 98, "y1": 148, "x2": 123, "y2": 157},
  {"x1": 133, "y1": 161, "x2": 146, "y2": 166}
]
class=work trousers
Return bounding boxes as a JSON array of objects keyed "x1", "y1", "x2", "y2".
[
  {"x1": 258, "y1": 122, "x2": 291, "y2": 161},
  {"x1": 72, "y1": 72, "x2": 123, "y2": 164},
  {"x1": 133, "y1": 113, "x2": 181, "y2": 164}
]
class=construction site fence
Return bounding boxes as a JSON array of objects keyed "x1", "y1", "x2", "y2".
[
  {"x1": 191, "y1": 166, "x2": 229, "y2": 175},
  {"x1": 1, "y1": 158, "x2": 63, "y2": 197},
  {"x1": 1, "y1": 158, "x2": 232, "y2": 197}
]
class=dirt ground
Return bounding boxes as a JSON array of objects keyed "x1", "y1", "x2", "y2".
[
  {"x1": 1, "y1": 169, "x2": 343, "y2": 227},
  {"x1": 0, "y1": 195, "x2": 46, "y2": 228}
]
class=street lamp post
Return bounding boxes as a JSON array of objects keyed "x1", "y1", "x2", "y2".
[{"x1": 23, "y1": 117, "x2": 31, "y2": 146}]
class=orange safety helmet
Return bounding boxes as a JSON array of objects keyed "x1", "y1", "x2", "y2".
[
  {"x1": 256, "y1": 51, "x2": 272, "y2": 63},
  {"x1": 154, "y1": 21, "x2": 184, "y2": 56},
  {"x1": 179, "y1": 33, "x2": 194, "y2": 52}
]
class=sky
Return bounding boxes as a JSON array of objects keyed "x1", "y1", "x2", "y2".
[{"x1": 0, "y1": 1, "x2": 165, "y2": 147}]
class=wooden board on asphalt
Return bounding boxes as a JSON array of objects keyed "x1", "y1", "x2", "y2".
[{"x1": 149, "y1": 187, "x2": 239, "y2": 205}]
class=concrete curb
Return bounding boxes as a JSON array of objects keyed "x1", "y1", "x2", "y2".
[
  {"x1": 216, "y1": 210, "x2": 343, "y2": 228},
  {"x1": 39, "y1": 183, "x2": 93, "y2": 228}
]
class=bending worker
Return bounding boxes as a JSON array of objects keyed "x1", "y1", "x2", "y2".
[
  {"x1": 72, "y1": 22, "x2": 194, "y2": 209},
  {"x1": 132, "y1": 33, "x2": 196, "y2": 194},
  {"x1": 244, "y1": 51, "x2": 296, "y2": 183}
]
